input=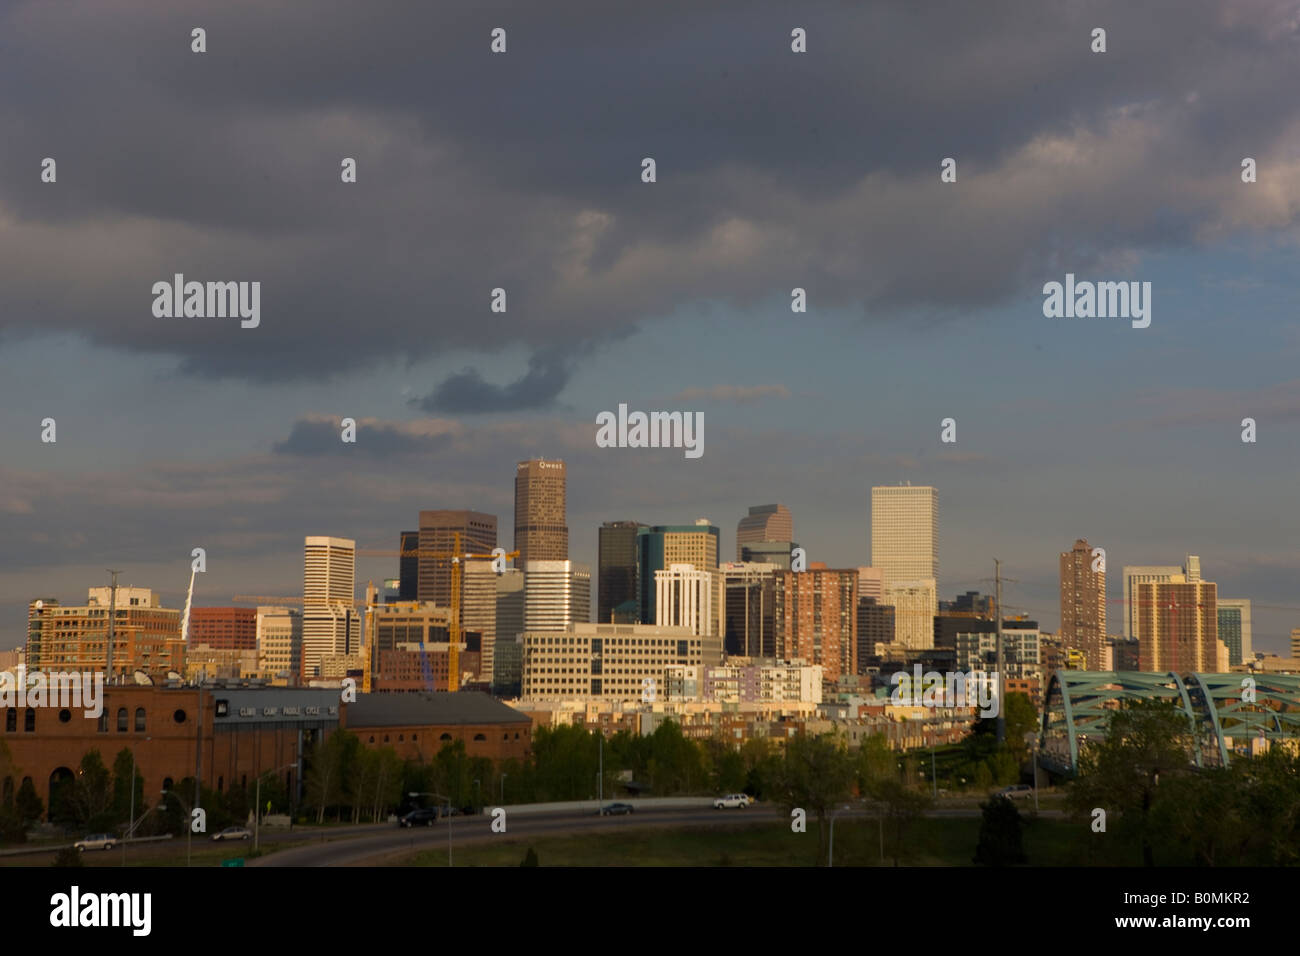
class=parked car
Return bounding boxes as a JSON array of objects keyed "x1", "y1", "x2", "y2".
[
  {"x1": 400, "y1": 808, "x2": 439, "y2": 827},
  {"x1": 599, "y1": 803, "x2": 634, "y2": 816},
  {"x1": 993, "y1": 784, "x2": 1034, "y2": 800},
  {"x1": 212, "y1": 826, "x2": 252, "y2": 841},
  {"x1": 74, "y1": 833, "x2": 116, "y2": 851},
  {"x1": 713, "y1": 794, "x2": 750, "y2": 809}
]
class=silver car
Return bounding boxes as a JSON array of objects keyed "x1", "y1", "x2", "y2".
[{"x1": 74, "y1": 833, "x2": 116, "y2": 851}]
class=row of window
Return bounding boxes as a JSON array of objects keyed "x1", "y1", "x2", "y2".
[
  {"x1": 1, "y1": 707, "x2": 184, "y2": 733},
  {"x1": 364, "y1": 731, "x2": 524, "y2": 744}
]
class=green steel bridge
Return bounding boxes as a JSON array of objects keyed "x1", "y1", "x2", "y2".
[{"x1": 1039, "y1": 670, "x2": 1300, "y2": 776}]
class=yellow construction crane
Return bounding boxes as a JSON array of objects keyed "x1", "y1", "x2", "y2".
[{"x1": 356, "y1": 535, "x2": 518, "y2": 692}]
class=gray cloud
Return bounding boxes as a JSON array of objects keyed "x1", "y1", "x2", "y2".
[
  {"x1": 672, "y1": 384, "x2": 790, "y2": 403},
  {"x1": 1, "y1": 0, "x2": 1298, "y2": 395}
]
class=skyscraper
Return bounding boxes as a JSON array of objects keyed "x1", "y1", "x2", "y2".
[
  {"x1": 598, "y1": 520, "x2": 645, "y2": 623},
  {"x1": 1217, "y1": 598, "x2": 1252, "y2": 666},
  {"x1": 1122, "y1": 557, "x2": 1201, "y2": 643},
  {"x1": 772, "y1": 566, "x2": 858, "y2": 681},
  {"x1": 514, "y1": 459, "x2": 568, "y2": 564},
  {"x1": 523, "y1": 560, "x2": 591, "y2": 632},
  {"x1": 654, "y1": 564, "x2": 720, "y2": 637},
  {"x1": 398, "y1": 530, "x2": 419, "y2": 601},
  {"x1": 462, "y1": 559, "x2": 499, "y2": 681},
  {"x1": 870, "y1": 484, "x2": 938, "y2": 585},
  {"x1": 303, "y1": 536, "x2": 359, "y2": 679},
  {"x1": 1059, "y1": 539, "x2": 1107, "y2": 670},
  {"x1": 735, "y1": 504, "x2": 793, "y2": 561},
  {"x1": 417, "y1": 510, "x2": 497, "y2": 607},
  {"x1": 636, "y1": 521, "x2": 720, "y2": 624},
  {"x1": 1135, "y1": 576, "x2": 1221, "y2": 672}
]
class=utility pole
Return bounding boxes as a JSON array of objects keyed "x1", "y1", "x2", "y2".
[
  {"x1": 105, "y1": 570, "x2": 121, "y2": 685},
  {"x1": 995, "y1": 559, "x2": 1005, "y2": 745}
]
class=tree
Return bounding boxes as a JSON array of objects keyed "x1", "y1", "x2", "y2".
[
  {"x1": 1067, "y1": 698, "x2": 1194, "y2": 866},
  {"x1": 772, "y1": 733, "x2": 855, "y2": 866},
  {"x1": 858, "y1": 734, "x2": 932, "y2": 865},
  {"x1": 110, "y1": 749, "x2": 144, "y2": 828},
  {"x1": 973, "y1": 796, "x2": 1027, "y2": 865},
  {"x1": 520, "y1": 846, "x2": 539, "y2": 867},
  {"x1": 70, "y1": 750, "x2": 114, "y2": 832},
  {"x1": 16, "y1": 778, "x2": 44, "y2": 826}
]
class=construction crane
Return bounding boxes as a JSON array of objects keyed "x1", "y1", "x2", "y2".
[{"x1": 356, "y1": 536, "x2": 519, "y2": 692}]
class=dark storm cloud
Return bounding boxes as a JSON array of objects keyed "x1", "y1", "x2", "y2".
[
  {"x1": 272, "y1": 416, "x2": 458, "y2": 456},
  {"x1": 411, "y1": 349, "x2": 571, "y2": 412},
  {"x1": 1, "y1": 0, "x2": 1298, "y2": 398}
]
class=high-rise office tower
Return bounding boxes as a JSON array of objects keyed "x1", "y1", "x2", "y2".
[
  {"x1": 1059, "y1": 539, "x2": 1107, "y2": 670},
  {"x1": 1216, "y1": 598, "x2": 1252, "y2": 666},
  {"x1": 871, "y1": 485, "x2": 938, "y2": 585},
  {"x1": 1122, "y1": 557, "x2": 1201, "y2": 643},
  {"x1": 398, "y1": 530, "x2": 419, "y2": 600},
  {"x1": 1291, "y1": 629, "x2": 1300, "y2": 660},
  {"x1": 857, "y1": 567, "x2": 884, "y2": 603},
  {"x1": 256, "y1": 606, "x2": 302, "y2": 685},
  {"x1": 462, "y1": 559, "x2": 500, "y2": 681},
  {"x1": 720, "y1": 562, "x2": 778, "y2": 657},
  {"x1": 514, "y1": 459, "x2": 568, "y2": 564},
  {"x1": 303, "y1": 536, "x2": 359, "y2": 679},
  {"x1": 735, "y1": 504, "x2": 794, "y2": 561},
  {"x1": 871, "y1": 485, "x2": 937, "y2": 647},
  {"x1": 654, "y1": 564, "x2": 720, "y2": 637},
  {"x1": 417, "y1": 510, "x2": 497, "y2": 607},
  {"x1": 523, "y1": 561, "x2": 591, "y2": 632},
  {"x1": 1136, "y1": 576, "x2": 1221, "y2": 672},
  {"x1": 636, "y1": 521, "x2": 720, "y2": 624},
  {"x1": 598, "y1": 521, "x2": 646, "y2": 623},
  {"x1": 772, "y1": 567, "x2": 858, "y2": 682}
]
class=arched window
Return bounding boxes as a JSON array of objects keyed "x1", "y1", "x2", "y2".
[
  {"x1": 117, "y1": 707, "x2": 128, "y2": 732},
  {"x1": 439, "y1": 733, "x2": 452, "y2": 741},
  {"x1": 134, "y1": 707, "x2": 146, "y2": 732},
  {"x1": 5, "y1": 709, "x2": 15, "y2": 733},
  {"x1": 473, "y1": 733, "x2": 486, "y2": 741},
  {"x1": 24, "y1": 709, "x2": 35, "y2": 732},
  {"x1": 97, "y1": 711, "x2": 108, "y2": 733},
  {"x1": 217, "y1": 776, "x2": 224, "y2": 792},
  {"x1": 162, "y1": 777, "x2": 173, "y2": 792}
]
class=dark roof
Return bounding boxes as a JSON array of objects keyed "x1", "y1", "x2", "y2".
[{"x1": 347, "y1": 691, "x2": 528, "y2": 728}]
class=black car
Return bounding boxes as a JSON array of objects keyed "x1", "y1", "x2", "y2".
[
  {"x1": 400, "y1": 807, "x2": 439, "y2": 827},
  {"x1": 599, "y1": 803, "x2": 634, "y2": 816}
]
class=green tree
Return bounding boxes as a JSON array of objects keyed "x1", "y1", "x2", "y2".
[
  {"x1": 772, "y1": 733, "x2": 856, "y2": 866},
  {"x1": 1067, "y1": 698, "x2": 1193, "y2": 866},
  {"x1": 71, "y1": 750, "x2": 115, "y2": 832},
  {"x1": 521, "y1": 846, "x2": 539, "y2": 867},
  {"x1": 973, "y1": 796, "x2": 1027, "y2": 865}
]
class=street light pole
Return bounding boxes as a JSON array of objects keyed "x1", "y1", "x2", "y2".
[
  {"x1": 256, "y1": 762, "x2": 297, "y2": 853},
  {"x1": 501, "y1": 773, "x2": 507, "y2": 805},
  {"x1": 161, "y1": 789, "x2": 192, "y2": 867}
]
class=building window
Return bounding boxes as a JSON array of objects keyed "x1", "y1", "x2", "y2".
[
  {"x1": 398, "y1": 734, "x2": 404, "y2": 742},
  {"x1": 135, "y1": 707, "x2": 146, "y2": 732},
  {"x1": 97, "y1": 711, "x2": 108, "y2": 733},
  {"x1": 117, "y1": 708, "x2": 128, "y2": 732},
  {"x1": 58, "y1": 709, "x2": 71, "y2": 723},
  {"x1": 473, "y1": 733, "x2": 486, "y2": 741},
  {"x1": 162, "y1": 777, "x2": 173, "y2": 791},
  {"x1": 173, "y1": 709, "x2": 186, "y2": 724},
  {"x1": 369, "y1": 736, "x2": 375, "y2": 743},
  {"x1": 440, "y1": 733, "x2": 452, "y2": 741},
  {"x1": 24, "y1": 709, "x2": 35, "y2": 732},
  {"x1": 4, "y1": 709, "x2": 14, "y2": 733},
  {"x1": 383, "y1": 735, "x2": 389, "y2": 743},
  {"x1": 217, "y1": 776, "x2": 224, "y2": 792}
]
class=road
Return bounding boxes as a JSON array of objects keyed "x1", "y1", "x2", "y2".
[{"x1": 254, "y1": 803, "x2": 1065, "y2": 867}]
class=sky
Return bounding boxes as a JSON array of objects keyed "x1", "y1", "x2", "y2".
[{"x1": 2, "y1": 0, "x2": 1299, "y2": 653}]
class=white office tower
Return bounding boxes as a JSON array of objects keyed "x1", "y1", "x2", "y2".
[
  {"x1": 302, "y1": 536, "x2": 358, "y2": 679},
  {"x1": 462, "y1": 559, "x2": 499, "y2": 681},
  {"x1": 523, "y1": 560, "x2": 591, "y2": 632},
  {"x1": 256, "y1": 606, "x2": 302, "y2": 683},
  {"x1": 654, "y1": 564, "x2": 720, "y2": 637},
  {"x1": 872, "y1": 485, "x2": 938, "y2": 648}
]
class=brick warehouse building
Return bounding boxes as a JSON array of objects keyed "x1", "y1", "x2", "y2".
[
  {"x1": 0, "y1": 684, "x2": 529, "y2": 816},
  {"x1": 0, "y1": 685, "x2": 340, "y2": 813}
]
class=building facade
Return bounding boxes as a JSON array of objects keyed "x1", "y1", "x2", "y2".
[
  {"x1": 523, "y1": 561, "x2": 591, "y2": 633},
  {"x1": 636, "y1": 521, "x2": 720, "y2": 624},
  {"x1": 1059, "y1": 539, "x2": 1106, "y2": 670},
  {"x1": 597, "y1": 520, "x2": 645, "y2": 624},
  {"x1": 1136, "y1": 577, "x2": 1223, "y2": 672},
  {"x1": 26, "y1": 588, "x2": 184, "y2": 681},
  {"x1": 416, "y1": 510, "x2": 497, "y2": 607},
  {"x1": 514, "y1": 459, "x2": 568, "y2": 564},
  {"x1": 735, "y1": 504, "x2": 793, "y2": 561},
  {"x1": 772, "y1": 567, "x2": 858, "y2": 682},
  {"x1": 189, "y1": 607, "x2": 257, "y2": 651},
  {"x1": 520, "y1": 622, "x2": 708, "y2": 702}
]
